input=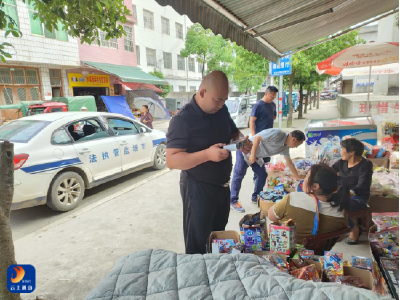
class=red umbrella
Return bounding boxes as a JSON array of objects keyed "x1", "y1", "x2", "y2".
[{"x1": 316, "y1": 42, "x2": 399, "y2": 114}]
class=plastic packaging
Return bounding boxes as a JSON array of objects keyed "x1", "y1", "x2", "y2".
[
  {"x1": 372, "y1": 213, "x2": 399, "y2": 232},
  {"x1": 330, "y1": 275, "x2": 366, "y2": 288},
  {"x1": 324, "y1": 251, "x2": 344, "y2": 276},
  {"x1": 351, "y1": 256, "x2": 372, "y2": 270}
]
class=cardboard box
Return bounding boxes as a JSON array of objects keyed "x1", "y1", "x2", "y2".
[
  {"x1": 368, "y1": 158, "x2": 390, "y2": 169},
  {"x1": 269, "y1": 224, "x2": 296, "y2": 255},
  {"x1": 379, "y1": 257, "x2": 399, "y2": 299},
  {"x1": 207, "y1": 230, "x2": 241, "y2": 254},
  {"x1": 258, "y1": 197, "x2": 275, "y2": 215},
  {"x1": 368, "y1": 196, "x2": 399, "y2": 213}
]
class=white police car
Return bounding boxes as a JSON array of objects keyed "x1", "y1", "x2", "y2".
[{"x1": 0, "y1": 112, "x2": 167, "y2": 212}]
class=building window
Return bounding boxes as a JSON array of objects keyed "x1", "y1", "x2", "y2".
[
  {"x1": 190, "y1": 86, "x2": 196, "y2": 92},
  {"x1": 13, "y1": 68, "x2": 26, "y2": 84},
  {"x1": 27, "y1": 1, "x2": 68, "y2": 41},
  {"x1": 0, "y1": 68, "x2": 13, "y2": 84},
  {"x1": 50, "y1": 69, "x2": 62, "y2": 86},
  {"x1": 98, "y1": 31, "x2": 118, "y2": 49},
  {"x1": 132, "y1": 5, "x2": 137, "y2": 19},
  {"x1": 143, "y1": 9, "x2": 154, "y2": 30},
  {"x1": 179, "y1": 86, "x2": 186, "y2": 92},
  {"x1": 161, "y1": 17, "x2": 170, "y2": 35},
  {"x1": 123, "y1": 25, "x2": 133, "y2": 52},
  {"x1": 177, "y1": 55, "x2": 185, "y2": 71},
  {"x1": 188, "y1": 58, "x2": 195, "y2": 72},
  {"x1": 3, "y1": 88, "x2": 13, "y2": 104},
  {"x1": 4, "y1": 0, "x2": 19, "y2": 29},
  {"x1": 175, "y1": 22, "x2": 183, "y2": 39},
  {"x1": 146, "y1": 48, "x2": 157, "y2": 67},
  {"x1": 136, "y1": 46, "x2": 140, "y2": 65},
  {"x1": 26, "y1": 69, "x2": 39, "y2": 85},
  {"x1": 163, "y1": 52, "x2": 172, "y2": 69}
]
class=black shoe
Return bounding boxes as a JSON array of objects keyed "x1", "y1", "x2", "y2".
[{"x1": 345, "y1": 226, "x2": 362, "y2": 245}]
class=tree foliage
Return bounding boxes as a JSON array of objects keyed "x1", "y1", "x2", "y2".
[
  {"x1": 149, "y1": 69, "x2": 172, "y2": 98},
  {"x1": 180, "y1": 23, "x2": 234, "y2": 78},
  {"x1": 232, "y1": 44, "x2": 268, "y2": 94},
  {"x1": 0, "y1": 0, "x2": 131, "y2": 61}
]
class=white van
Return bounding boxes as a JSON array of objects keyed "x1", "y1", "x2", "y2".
[{"x1": 225, "y1": 96, "x2": 252, "y2": 128}]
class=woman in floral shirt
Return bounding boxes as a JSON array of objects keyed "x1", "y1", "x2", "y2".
[{"x1": 140, "y1": 105, "x2": 153, "y2": 129}]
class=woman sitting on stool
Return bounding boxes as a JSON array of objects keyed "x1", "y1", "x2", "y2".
[{"x1": 333, "y1": 138, "x2": 373, "y2": 245}]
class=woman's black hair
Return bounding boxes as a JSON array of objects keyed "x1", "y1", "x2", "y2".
[
  {"x1": 340, "y1": 138, "x2": 364, "y2": 157},
  {"x1": 142, "y1": 105, "x2": 149, "y2": 110},
  {"x1": 307, "y1": 164, "x2": 349, "y2": 212}
]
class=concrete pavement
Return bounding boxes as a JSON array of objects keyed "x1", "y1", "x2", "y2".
[{"x1": 13, "y1": 101, "x2": 371, "y2": 299}]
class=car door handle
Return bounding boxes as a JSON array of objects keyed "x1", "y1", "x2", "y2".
[
  {"x1": 120, "y1": 141, "x2": 128, "y2": 146},
  {"x1": 79, "y1": 149, "x2": 91, "y2": 154}
]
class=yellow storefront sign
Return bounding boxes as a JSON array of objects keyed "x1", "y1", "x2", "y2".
[{"x1": 68, "y1": 73, "x2": 110, "y2": 87}]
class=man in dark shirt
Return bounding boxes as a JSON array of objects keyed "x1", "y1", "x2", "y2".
[
  {"x1": 166, "y1": 71, "x2": 251, "y2": 254},
  {"x1": 231, "y1": 86, "x2": 278, "y2": 212}
]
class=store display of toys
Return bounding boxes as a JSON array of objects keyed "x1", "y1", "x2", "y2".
[
  {"x1": 372, "y1": 213, "x2": 399, "y2": 232},
  {"x1": 352, "y1": 256, "x2": 372, "y2": 271},
  {"x1": 265, "y1": 160, "x2": 286, "y2": 172},
  {"x1": 260, "y1": 185, "x2": 288, "y2": 203},
  {"x1": 239, "y1": 212, "x2": 268, "y2": 253},
  {"x1": 363, "y1": 142, "x2": 391, "y2": 159},
  {"x1": 369, "y1": 229, "x2": 399, "y2": 259},
  {"x1": 270, "y1": 219, "x2": 296, "y2": 255},
  {"x1": 382, "y1": 122, "x2": 399, "y2": 152},
  {"x1": 310, "y1": 135, "x2": 341, "y2": 167}
]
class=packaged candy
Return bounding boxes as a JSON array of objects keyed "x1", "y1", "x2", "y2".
[
  {"x1": 330, "y1": 275, "x2": 366, "y2": 289},
  {"x1": 372, "y1": 213, "x2": 399, "y2": 232},
  {"x1": 324, "y1": 251, "x2": 344, "y2": 276},
  {"x1": 263, "y1": 254, "x2": 289, "y2": 273},
  {"x1": 299, "y1": 249, "x2": 314, "y2": 260},
  {"x1": 351, "y1": 256, "x2": 372, "y2": 270}
]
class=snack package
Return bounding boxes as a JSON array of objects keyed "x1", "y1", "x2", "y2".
[
  {"x1": 324, "y1": 251, "x2": 344, "y2": 276},
  {"x1": 372, "y1": 213, "x2": 399, "y2": 232},
  {"x1": 212, "y1": 239, "x2": 237, "y2": 254},
  {"x1": 290, "y1": 264, "x2": 321, "y2": 282},
  {"x1": 330, "y1": 275, "x2": 366, "y2": 289},
  {"x1": 351, "y1": 256, "x2": 372, "y2": 271},
  {"x1": 299, "y1": 249, "x2": 314, "y2": 260}
]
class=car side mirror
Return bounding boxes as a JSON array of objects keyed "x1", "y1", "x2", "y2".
[{"x1": 139, "y1": 127, "x2": 146, "y2": 134}]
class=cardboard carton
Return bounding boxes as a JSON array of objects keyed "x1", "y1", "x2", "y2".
[
  {"x1": 207, "y1": 230, "x2": 241, "y2": 254},
  {"x1": 368, "y1": 158, "x2": 390, "y2": 169},
  {"x1": 368, "y1": 196, "x2": 399, "y2": 213},
  {"x1": 258, "y1": 197, "x2": 275, "y2": 215}
]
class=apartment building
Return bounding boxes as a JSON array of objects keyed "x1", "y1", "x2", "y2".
[{"x1": 132, "y1": 0, "x2": 203, "y2": 93}]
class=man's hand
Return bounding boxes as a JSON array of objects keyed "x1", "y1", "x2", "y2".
[
  {"x1": 249, "y1": 154, "x2": 256, "y2": 164},
  {"x1": 206, "y1": 143, "x2": 230, "y2": 162}
]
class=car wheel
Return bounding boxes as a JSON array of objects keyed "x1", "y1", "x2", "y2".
[
  {"x1": 153, "y1": 143, "x2": 166, "y2": 170},
  {"x1": 47, "y1": 171, "x2": 85, "y2": 212}
]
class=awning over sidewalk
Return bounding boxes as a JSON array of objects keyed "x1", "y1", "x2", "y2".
[
  {"x1": 82, "y1": 61, "x2": 168, "y2": 85},
  {"x1": 121, "y1": 81, "x2": 163, "y2": 93},
  {"x1": 154, "y1": 0, "x2": 398, "y2": 61}
]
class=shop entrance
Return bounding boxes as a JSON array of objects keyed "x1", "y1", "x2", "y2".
[{"x1": 73, "y1": 87, "x2": 109, "y2": 111}]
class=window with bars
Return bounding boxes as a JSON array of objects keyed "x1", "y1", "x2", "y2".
[
  {"x1": 132, "y1": 4, "x2": 137, "y2": 19},
  {"x1": 163, "y1": 52, "x2": 172, "y2": 69},
  {"x1": 3, "y1": 88, "x2": 13, "y2": 104},
  {"x1": 146, "y1": 48, "x2": 157, "y2": 67},
  {"x1": 26, "y1": 69, "x2": 39, "y2": 85},
  {"x1": 50, "y1": 69, "x2": 62, "y2": 86},
  {"x1": 123, "y1": 26, "x2": 133, "y2": 52},
  {"x1": 17, "y1": 88, "x2": 27, "y2": 101},
  {"x1": 4, "y1": 0, "x2": 19, "y2": 29},
  {"x1": 136, "y1": 46, "x2": 141, "y2": 65},
  {"x1": 190, "y1": 86, "x2": 196, "y2": 92},
  {"x1": 177, "y1": 55, "x2": 185, "y2": 71},
  {"x1": 143, "y1": 10, "x2": 154, "y2": 30},
  {"x1": 188, "y1": 58, "x2": 195, "y2": 72},
  {"x1": 0, "y1": 68, "x2": 12, "y2": 84},
  {"x1": 175, "y1": 22, "x2": 183, "y2": 39},
  {"x1": 30, "y1": 88, "x2": 39, "y2": 100},
  {"x1": 27, "y1": 1, "x2": 68, "y2": 41},
  {"x1": 13, "y1": 68, "x2": 26, "y2": 84},
  {"x1": 161, "y1": 17, "x2": 170, "y2": 35},
  {"x1": 179, "y1": 86, "x2": 186, "y2": 92},
  {"x1": 98, "y1": 31, "x2": 118, "y2": 49}
]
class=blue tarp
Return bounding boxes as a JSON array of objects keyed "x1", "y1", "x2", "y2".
[{"x1": 101, "y1": 96, "x2": 135, "y2": 120}]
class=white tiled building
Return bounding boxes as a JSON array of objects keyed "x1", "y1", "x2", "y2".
[
  {"x1": 0, "y1": 0, "x2": 80, "y2": 108},
  {"x1": 132, "y1": 0, "x2": 203, "y2": 93}
]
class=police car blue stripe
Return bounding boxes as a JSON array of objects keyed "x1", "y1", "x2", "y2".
[
  {"x1": 153, "y1": 138, "x2": 167, "y2": 146},
  {"x1": 21, "y1": 158, "x2": 82, "y2": 174}
]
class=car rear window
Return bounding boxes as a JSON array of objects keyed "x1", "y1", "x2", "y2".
[{"x1": 0, "y1": 120, "x2": 51, "y2": 143}]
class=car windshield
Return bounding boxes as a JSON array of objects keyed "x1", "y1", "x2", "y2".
[
  {"x1": 225, "y1": 99, "x2": 239, "y2": 113},
  {"x1": 0, "y1": 120, "x2": 51, "y2": 143},
  {"x1": 27, "y1": 108, "x2": 45, "y2": 116}
]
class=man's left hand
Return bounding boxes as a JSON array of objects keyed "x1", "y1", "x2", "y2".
[{"x1": 240, "y1": 136, "x2": 252, "y2": 155}]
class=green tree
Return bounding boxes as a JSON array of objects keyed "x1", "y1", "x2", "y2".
[
  {"x1": 0, "y1": 0, "x2": 131, "y2": 62},
  {"x1": 149, "y1": 69, "x2": 172, "y2": 98},
  {"x1": 232, "y1": 44, "x2": 269, "y2": 94},
  {"x1": 180, "y1": 23, "x2": 234, "y2": 78}
]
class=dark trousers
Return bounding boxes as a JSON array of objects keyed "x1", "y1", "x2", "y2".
[
  {"x1": 180, "y1": 173, "x2": 230, "y2": 254},
  {"x1": 347, "y1": 196, "x2": 368, "y2": 229},
  {"x1": 231, "y1": 151, "x2": 268, "y2": 204},
  {"x1": 253, "y1": 157, "x2": 270, "y2": 182}
]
